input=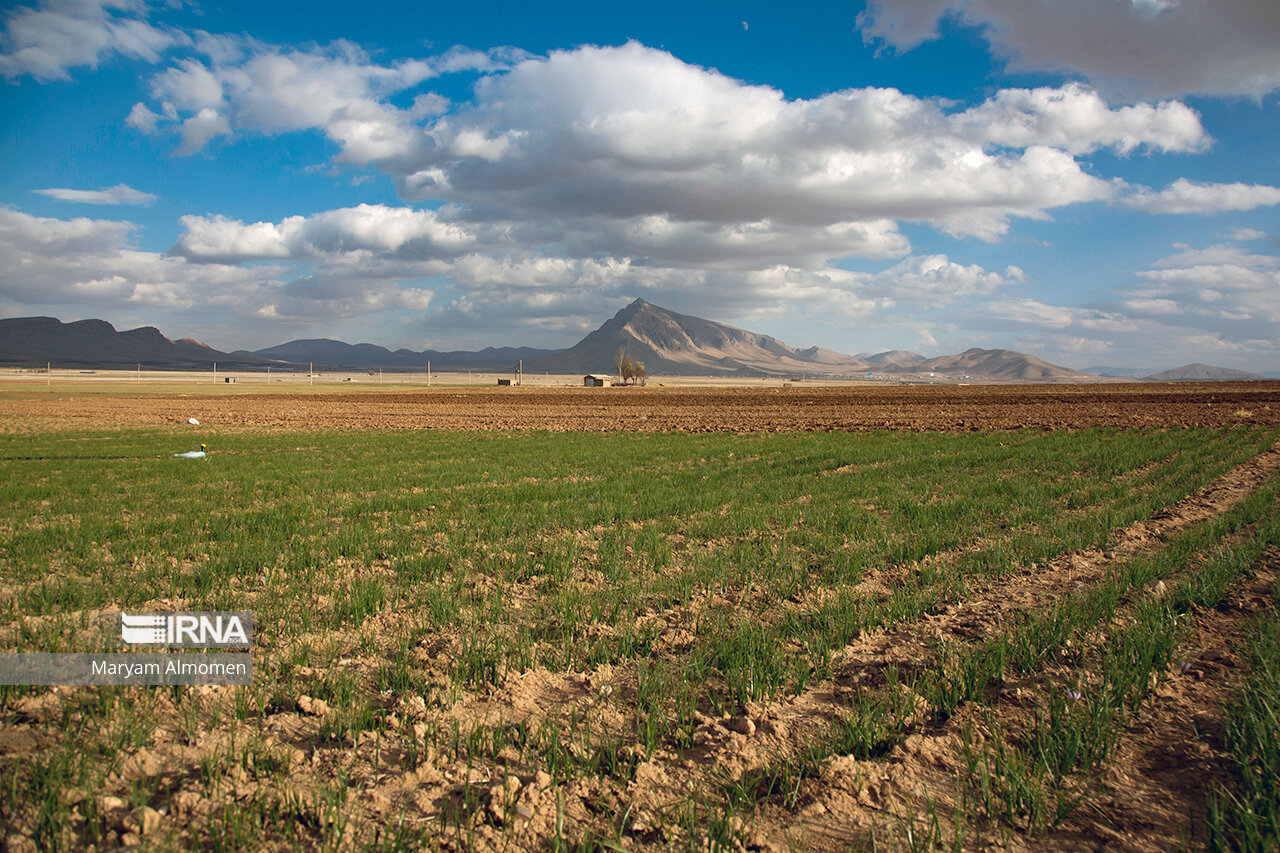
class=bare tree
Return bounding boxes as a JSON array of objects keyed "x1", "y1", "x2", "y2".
[{"x1": 613, "y1": 348, "x2": 648, "y2": 385}]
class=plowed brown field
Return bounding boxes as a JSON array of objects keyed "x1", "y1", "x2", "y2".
[{"x1": 3, "y1": 381, "x2": 1280, "y2": 432}]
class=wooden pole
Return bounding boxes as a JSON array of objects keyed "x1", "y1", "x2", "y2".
[
  {"x1": 213, "y1": 362, "x2": 217, "y2": 383},
  {"x1": 47, "y1": 362, "x2": 50, "y2": 386},
  {"x1": 310, "y1": 362, "x2": 313, "y2": 386},
  {"x1": 427, "y1": 361, "x2": 431, "y2": 386}
]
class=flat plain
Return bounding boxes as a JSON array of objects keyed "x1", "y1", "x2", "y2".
[
  {"x1": 2, "y1": 380, "x2": 1280, "y2": 852},
  {"x1": 2, "y1": 378, "x2": 1280, "y2": 432}
]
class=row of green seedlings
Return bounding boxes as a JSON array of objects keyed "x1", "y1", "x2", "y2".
[
  {"x1": 6, "y1": 427, "x2": 1266, "y2": 636},
  {"x1": 5, "y1": 426, "x2": 1268, "y2": 731},
  {"x1": 955, "y1": 496, "x2": 1280, "y2": 845},
  {"x1": 49, "y1": 423, "x2": 1246, "y2": 824},
  {"x1": 5, "y1": 439, "x2": 1265, "y2": 740},
  {"x1": 697, "y1": 473, "x2": 1280, "y2": 850},
  {"x1": 552, "y1": 445, "x2": 1259, "y2": 760},
  {"x1": 431, "y1": 429, "x2": 1272, "y2": 705},
  {"x1": 196, "y1": 734, "x2": 439, "y2": 853},
  {"x1": 0, "y1": 432, "x2": 1269, "y2": 850},
  {"x1": 236, "y1": 430, "x2": 1279, "y2": 814},
  {"x1": 863, "y1": 477, "x2": 1280, "y2": 846},
  {"x1": 0, "y1": 434, "x2": 1267, "y2": 813},
  {"x1": 1206, "y1": 576, "x2": 1280, "y2": 852},
  {"x1": 393, "y1": 469, "x2": 1280, "y2": 853}
]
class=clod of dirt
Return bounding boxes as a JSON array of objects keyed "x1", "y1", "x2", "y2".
[{"x1": 123, "y1": 806, "x2": 162, "y2": 836}]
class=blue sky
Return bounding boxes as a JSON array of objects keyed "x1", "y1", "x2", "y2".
[{"x1": 1, "y1": 0, "x2": 1278, "y2": 371}]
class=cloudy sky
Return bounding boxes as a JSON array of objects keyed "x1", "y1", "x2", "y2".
[{"x1": 1, "y1": 0, "x2": 1277, "y2": 370}]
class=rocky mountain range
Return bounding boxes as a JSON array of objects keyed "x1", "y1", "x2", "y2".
[{"x1": 1, "y1": 302, "x2": 1269, "y2": 383}]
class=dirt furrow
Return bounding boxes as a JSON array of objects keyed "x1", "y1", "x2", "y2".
[
  {"x1": 594, "y1": 442, "x2": 1280, "y2": 851},
  {"x1": 2, "y1": 382, "x2": 1279, "y2": 433}
]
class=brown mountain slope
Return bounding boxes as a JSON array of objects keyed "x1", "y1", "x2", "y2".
[
  {"x1": 1146, "y1": 363, "x2": 1264, "y2": 382},
  {"x1": 529, "y1": 299, "x2": 870, "y2": 376},
  {"x1": 884, "y1": 347, "x2": 1102, "y2": 382}
]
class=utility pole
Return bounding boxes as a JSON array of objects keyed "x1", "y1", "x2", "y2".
[
  {"x1": 310, "y1": 362, "x2": 313, "y2": 385},
  {"x1": 427, "y1": 361, "x2": 431, "y2": 386},
  {"x1": 47, "y1": 362, "x2": 50, "y2": 386},
  {"x1": 517, "y1": 359, "x2": 522, "y2": 386},
  {"x1": 213, "y1": 362, "x2": 217, "y2": 383}
]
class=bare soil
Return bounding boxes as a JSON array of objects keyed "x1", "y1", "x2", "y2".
[{"x1": 1, "y1": 381, "x2": 1279, "y2": 433}]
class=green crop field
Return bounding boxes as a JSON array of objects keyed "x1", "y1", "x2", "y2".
[{"x1": 2, "y1": 425, "x2": 1279, "y2": 851}]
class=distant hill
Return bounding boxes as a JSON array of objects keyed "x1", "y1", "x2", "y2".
[
  {"x1": 884, "y1": 347, "x2": 1102, "y2": 383},
  {"x1": 0, "y1": 316, "x2": 256, "y2": 367},
  {"x1": 861, "y1": 350, "x2": 925, "y2": 365},
  {"x1": 527, "y1": 299, "x2": 870, "y2": 376},
  {"x1": 244, "y1": 339, "x2": 551, "y2": 370},
  {"x1": 1145, "y1": 363, "x2": 1265, "y2": 382}
]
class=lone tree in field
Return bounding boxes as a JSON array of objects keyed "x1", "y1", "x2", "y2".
[{"x1": 614, "y1": 347, "x2": 648, "y2": 385}]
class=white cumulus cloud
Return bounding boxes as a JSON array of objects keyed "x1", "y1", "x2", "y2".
[
  {"x1": 0, "y1": 0, "x2": 188, "y2": 81},
  {"x1": 393, "y1": 43, "x2": 1196, "y2": 244},
  {"x1": 1124, "y1": 179, "x2": 1280, "y2": 214},
  {"x1": 954, "y1": 84, "x2": 1207, "y2": 155},
  {"x1": 139, "y1": 40, "x2": 436, "y2": 163},
  {"x1": 170, "y1": 204, "x2": 479, "y2": 263},
  {"x1": 136, "y1": 41, "x2": 1209, "y2": 256}
]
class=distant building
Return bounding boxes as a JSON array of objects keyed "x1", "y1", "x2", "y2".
[{"x1": 583, "y1": 374, "x2": 612, "y2": 387}]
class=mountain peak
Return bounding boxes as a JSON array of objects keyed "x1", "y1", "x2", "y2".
[
  {"x1": 612, "y1": 297, "x2": 655, "y2": 322},
  {"x1": 529, "y1": 298, "x2": 863, "y2": 376}
]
